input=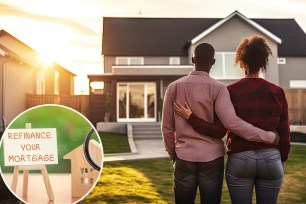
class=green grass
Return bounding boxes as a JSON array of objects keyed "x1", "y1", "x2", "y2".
[
  {"x1": 83, "y1": 145, "x2": 306, "y2": 204},
  {"x1": 99, "y1": 132, "x2": 130, "y2": 154}
]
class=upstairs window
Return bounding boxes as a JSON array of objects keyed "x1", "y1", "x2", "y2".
[
  {"x1": 169, "y1": 57, "x2": 180, "y2": 65},
  {"x1": 116, "y1": 57, "x2": 143, "y2": 65},
  {"x1": 210, "y1": 52, "x2": 244, "y2": 79}
]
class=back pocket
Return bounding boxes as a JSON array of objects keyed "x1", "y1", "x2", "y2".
[{"x1": 226, "y1": 154, "x2": 250, "y2": 178}]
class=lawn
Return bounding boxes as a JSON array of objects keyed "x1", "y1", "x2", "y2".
[
  {"x1": 83, "y1": 145, "x2": 306, "y2": 204},
  {"x1": 99, "y1": 132, "x2": 130, "y2": 154}
]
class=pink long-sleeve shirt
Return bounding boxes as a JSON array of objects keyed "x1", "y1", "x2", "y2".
[{"x1": 161, "y1": 71, "x2": 276, "y2": 162}]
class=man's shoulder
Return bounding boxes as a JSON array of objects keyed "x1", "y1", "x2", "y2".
[{"x1": 176, "y1": 74, "x2": 226, "y2": 86}]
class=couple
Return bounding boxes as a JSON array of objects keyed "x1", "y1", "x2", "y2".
[{"x1": 161, "y1": 35, "x2": 290, "y2": 204}]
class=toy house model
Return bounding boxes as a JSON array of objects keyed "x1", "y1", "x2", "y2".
[{"x1": 63, "y1": 140, "x2": 102, "y2": 198}]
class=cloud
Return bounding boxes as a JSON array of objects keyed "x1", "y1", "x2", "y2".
[{"x1": 0, "y1": 3, "x2": 98, "y2": 36}]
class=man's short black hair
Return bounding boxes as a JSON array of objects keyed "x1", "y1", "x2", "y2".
[{"x1": 194, "y1": 43, "x2": 215, "y2": 67}]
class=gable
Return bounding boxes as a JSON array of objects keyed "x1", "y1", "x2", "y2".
[
  {"x1": 191, "y1": 11, "x2": 281, "y2": 45},
  {"x1": 190, "y1": 15, "x2": 279, "y2": 52}
]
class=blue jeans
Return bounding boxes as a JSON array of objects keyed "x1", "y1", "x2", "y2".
[
  {"x1": 173, "y1": 156, "x2": 224, "y2": 204},
  {"x1": 226, "y1": 149, "x2": 284, "y2": 204}
]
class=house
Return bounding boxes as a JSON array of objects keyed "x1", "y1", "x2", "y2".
[
  {"x1": 88, "y1": 11, "x2": 306, "y2": 125},
  {"x1": 63, "y1": 140, "x2": 102, "y2": 198},
  {"x1": 0, "y1": 29, "x2": 75, "y2": 127}
]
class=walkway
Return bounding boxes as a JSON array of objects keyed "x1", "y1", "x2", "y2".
[{"x1": 104, "y1": 138, "x2": 168, "y2": 162}]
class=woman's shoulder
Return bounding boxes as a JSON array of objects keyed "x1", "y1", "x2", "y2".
[
  {"x1": 227, "y1": 78, "x2": 284, "y2": 94},
  {"x1": 260, "y1": 79, "x2": 284, "y2": 93}
]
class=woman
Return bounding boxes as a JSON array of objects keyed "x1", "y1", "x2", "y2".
[{"x1": 174, "y1": 35, "x2": 290, "y2": 204}]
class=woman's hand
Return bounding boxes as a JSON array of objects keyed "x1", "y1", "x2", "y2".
[{"x1": 173, "y1": 101, "x2": 192, "y2": 120}]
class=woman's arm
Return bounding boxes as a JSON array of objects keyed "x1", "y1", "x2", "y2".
[
  {"x1": 174, "y1": 101, "x2": 227, "y2": 139},
  {"x1": 276, "y1": 90, "x2": 291, "y2": 163}
]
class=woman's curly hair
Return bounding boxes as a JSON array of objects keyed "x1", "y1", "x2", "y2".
[{"x1": 235, "y1": 35, "x2": 272, "y2": 75}]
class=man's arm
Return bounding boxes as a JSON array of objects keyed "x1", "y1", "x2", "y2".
[
  {"x1": 161, "y1": 84, "x2": 176, "y2": 160},
  {"x1": 214, "y1": 86, "x2": 276, "y2": 144}
]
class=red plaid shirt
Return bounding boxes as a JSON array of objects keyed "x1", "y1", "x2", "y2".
[{"x1": 188, "y1": 78, "x2": 290, "y2": 162}]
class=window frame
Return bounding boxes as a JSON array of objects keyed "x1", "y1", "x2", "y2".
[
  {"x1": 290, "y1": 80, "x2": 306, "y2": 88},
  {"x1": 116, "y1": 57, "x2": 144, "y2": 65},
  {"x1": 211, "y1": 52, "x2": 244, "y2": 80},
  {"x1": 169, "y1": 57, "x2": 180, "y2": 65},
  {"x1": 116, "y1": 82, "x2": 157, "y2": 122}
]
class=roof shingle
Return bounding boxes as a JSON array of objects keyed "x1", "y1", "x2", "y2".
[{"x1": 102, "y1": 17, "x2": 306, "y2": 57}]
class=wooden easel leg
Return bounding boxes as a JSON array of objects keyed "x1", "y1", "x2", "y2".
[
  {"x1": 41, "y1": 166, "x2": 54, "y2": 201},
  {"x1": 11, "y1": 166, "x2": 20, "y2": 193},
  {"x1": 23, "y1": 170, "x2": 29, "y2": 197}
]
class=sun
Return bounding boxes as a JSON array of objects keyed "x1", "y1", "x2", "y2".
[{"x1": 39, "y1": 52, "x2": 54, "y2": 66}]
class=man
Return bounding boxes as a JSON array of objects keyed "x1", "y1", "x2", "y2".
[{"x1": 161, "y1": 43, "x2": 277, "y2": 204}]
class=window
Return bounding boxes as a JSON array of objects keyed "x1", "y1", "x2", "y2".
[
  {"x1": 290, "y1": 80, "x2": 306, "y2": 88},
  {"x1": 169, "y1": 57, "x2": 180, "y2": 65},
  {"x1": 36, "y1": 70, "x2": 46, "y2": 95},
  {"x1": 210, "y1": 52, "x2": 244, "y2": 79},
  {"x1": 277, "y1": 58, "x2": 286, "y2": 64},
  {"x1": 81, "y1": 168, "x2": 88, "y2": 175},
  {"x1": 116, "y1": 57, "x2": 143, "y2": 65},
  {"x1": 54, "y1": 70, "x2": 60, "y2": 95},
  {"x1": 81, "y1": 178, "x2": 89, "y2": 185},
  {"x1": 117, "y1": 82, "x2": 156, "y2": 121}
]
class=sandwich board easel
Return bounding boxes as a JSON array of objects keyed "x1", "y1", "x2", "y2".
[{"x1": 10, "y1": 123, "x2": 54, "y2": 201}]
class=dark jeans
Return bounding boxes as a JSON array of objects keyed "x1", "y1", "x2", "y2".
[
  {"x1": 173, "y1": 156, "x2": 224, "y2": 204},
  {"x1": 226, "y1": 149, "x2": 283, "y2": 204}
]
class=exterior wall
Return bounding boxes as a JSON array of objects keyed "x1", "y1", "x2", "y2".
[
  {"x1": 3, "y1": 60, "x2": 36, "y2": 124},
  {"x1": 36, "y1": 65, "x2": 74, "y2": 95},
  {"x1": 57, "y1": 67, "x2": 74, "y2": 95},
  {"x1": 104, "y1": 56, "x2": 190, "y2": 73},
  {"x1": 189, "y1": 16, "x2": 279, "y2": 85},
  {"x1": 112, "y1": 66, "x2": 192, "y2": 75},
  {"x1": 0, "y1": 57, "x2": 4, "y2": 128},
  {"x1": 279, "y1": 57, "x2": 306, "y2": 89}
]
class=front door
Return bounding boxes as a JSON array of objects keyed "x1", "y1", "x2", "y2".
[{"x1": 117, "y1": 82, "x2": 156, "y2": 122}]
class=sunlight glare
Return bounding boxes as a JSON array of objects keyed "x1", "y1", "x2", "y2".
[
  {"x1": 74, "y1": 76, "x2": 89, "y2": 95},
  {"x1": 39, "y1": 52, "x2": 54, "y2": 66}
]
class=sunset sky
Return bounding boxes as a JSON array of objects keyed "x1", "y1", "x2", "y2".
[{"x1": 1, "y1": 0, "x2": 306, "y2": 78}]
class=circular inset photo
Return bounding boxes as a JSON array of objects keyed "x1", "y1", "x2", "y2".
[{"x1": 0, "y1": 104, "x2": 104, "y2": 204}]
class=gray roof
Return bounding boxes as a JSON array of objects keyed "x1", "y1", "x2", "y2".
[
  {"x1": 253, "y1": 19, "x2": 306, "y2": 56},
  {"x1": 102, "y1": 17, "x2": 306, "y2": 57}
]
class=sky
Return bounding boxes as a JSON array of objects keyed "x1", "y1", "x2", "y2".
[{"x1": 1, "y1": 0, "x2": 306, "y2": 78}]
